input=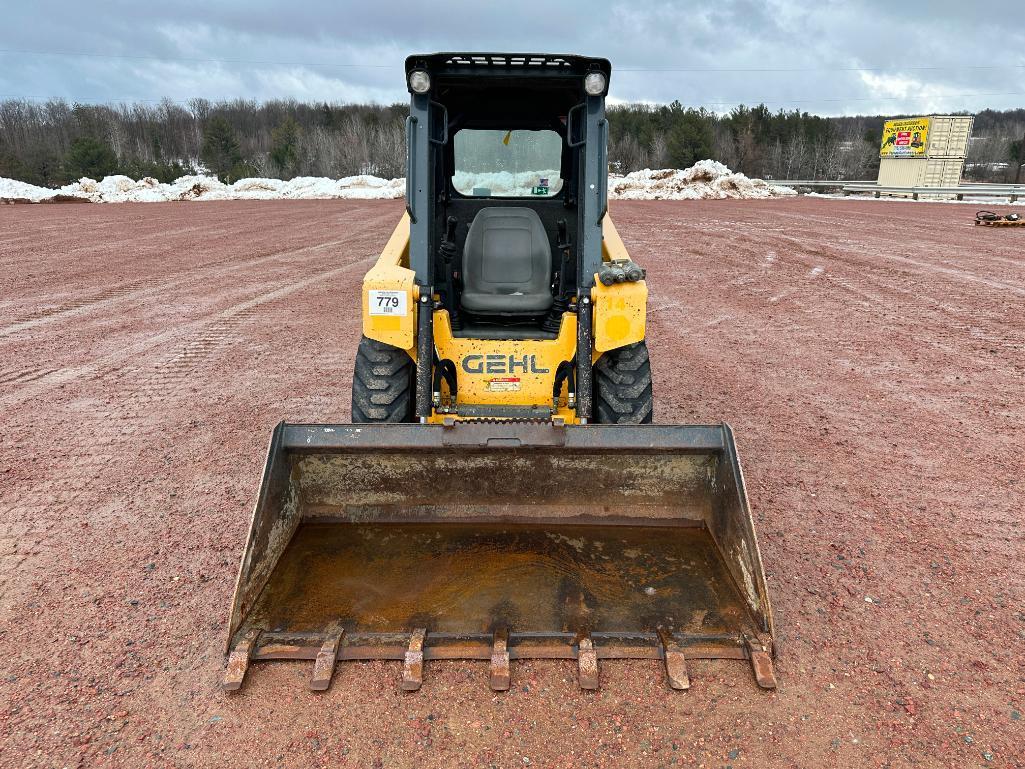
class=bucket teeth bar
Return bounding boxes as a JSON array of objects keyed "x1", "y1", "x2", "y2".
[
  {"x1": 576, "y1": 634, "x2": 599, "y2": 690},
  {"x1": 223, "y1": 629, "x2": 260, "y2": 692},
  {"x1": 489, "y1": 627, "x2": 511, "y2": 691},
  {"x1": 310, "y1": 627, "x2": 345, "y2": 691},
  {"x1": 222, "y1": 630, "x2": 779, "y2": 692},
  {"x1": 657, "y1": 629, "x2": 691, "y2": 690},
  {"x1": 401, "y1": 628, "x2": 427, "y2": 691}
]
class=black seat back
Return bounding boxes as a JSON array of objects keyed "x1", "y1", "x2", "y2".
[{"x1": 460, "y1": 208, "x2": 553, "y2": 314}]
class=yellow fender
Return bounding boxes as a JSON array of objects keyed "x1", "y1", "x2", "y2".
[
  {"x1": 592, "y1": 216, "x2": 647, "y2": 357},
  {"x1": 361, "y1": 214, "x2": 418, "y2": 356}
]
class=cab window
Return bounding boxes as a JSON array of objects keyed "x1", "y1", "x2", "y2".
[{"x1": 452, "y1": 129, "x2": 563, "y2": 197}]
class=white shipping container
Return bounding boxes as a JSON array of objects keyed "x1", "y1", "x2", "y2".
[
  {"x1": 926, "y1": 115, "x2": 974, "y2": 158},
  {"x1": 878, "y1": 157, "x2": 965, "y2": 192},
  {"x1": 875, "y1": 114, "x2": 972, "y2": 195},
  {"x1": 921, "y1": 157, "x2": 965, "y2": 186}
]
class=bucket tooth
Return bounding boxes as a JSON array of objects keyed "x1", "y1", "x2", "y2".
[
  {"x1": 744, "y1": 635, "x2": 777, "y2": 690},
  {"x1": 489, "y1": 627, "x2": 511, "y2": 691},
  {"x1": 657, "y1": 629, "x2": 690, "y2": 690},
  {"x1": 401, "y1": 628, "x2": 427, "y2": 691},
  {"x1": 310, "y1": 627, "x2": 345, "y2": 691},
  {"x1": 222, "y1": 629, "x2": 260, "y2": 692},
  {"x1": 577, "y1": 634, "x2": 599, "y2": 690}
]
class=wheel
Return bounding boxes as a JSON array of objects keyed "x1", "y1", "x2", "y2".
[
  {"x1": 351, "y1": 336, "x2": 415, "y2": 423},
  {"x1": 593, "y1": 341, "x2": 654, "y2": 424}
]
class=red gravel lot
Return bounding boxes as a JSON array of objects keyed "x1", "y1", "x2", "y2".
[{"x1": 0, "y1": 198, "x2": 1022, "y2": 768}]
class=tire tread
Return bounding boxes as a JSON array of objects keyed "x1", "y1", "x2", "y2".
[
  {"x1": 593, "y1": 341, "x2": 654, "y2": 424},
  {"x1": 351, "y1": 336, "x2": 414, "y2": 422}
]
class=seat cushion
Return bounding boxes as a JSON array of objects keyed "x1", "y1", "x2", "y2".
[{"x1": 461, "y1": 208, "x2": 553, "y2": 314}]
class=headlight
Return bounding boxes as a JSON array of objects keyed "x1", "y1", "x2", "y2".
[
  {"x1": 583, "y1": 72, "x2": 606, "y2": 96},
  {"x1": 408, "y1": 70, "x2": 431, "y2": 94}
]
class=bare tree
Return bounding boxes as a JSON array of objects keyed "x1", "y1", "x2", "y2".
[
  {"x1": 783, "y1": 133, "x2": 807, "y2": 179},
  {"x1": 649, "y1": 133, "x2": 669, "y2": 169}
]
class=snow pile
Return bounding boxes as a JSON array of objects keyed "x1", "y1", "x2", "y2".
[
  {"x1": 0, "y1": 174, "x2": 405, "y2": 203},
  {"x1": 74, "y1": 175, "x2": 175, "y2": 203},
  {"x1": 2, "y1": 161, "x2": 793, "y2": 204},
  {"x1": 0, "y1": 177, "x2": 85, "y2": 203},
  {"x1": 608, "y1": 160, "x2": 796, "y2": 200},
  {"x1": 205, "y1": 174, "x2": 405, "y2": 201},
  {"x1": 452, "y1": 169, "x2": 563, "y2": 197},
  {"x1": 449, "y1": 162, "x2": 793, "y2": 200}
]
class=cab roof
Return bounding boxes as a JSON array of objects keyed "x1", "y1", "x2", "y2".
[{"x1": 404, "y1": 52, "x2": 611, "y2": 96}]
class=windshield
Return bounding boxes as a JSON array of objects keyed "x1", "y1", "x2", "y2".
[{"x1": 452, "y1": 129, "x2": 564, "y2": 198}]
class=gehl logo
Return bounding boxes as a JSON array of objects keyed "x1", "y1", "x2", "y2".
[{"x1": 462, "y1": 354, "x2": 550, "y2": 375}]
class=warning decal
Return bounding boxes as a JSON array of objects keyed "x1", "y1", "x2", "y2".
[{"x1": 486, "y1": 377, "x2": 521, "y2": 392}]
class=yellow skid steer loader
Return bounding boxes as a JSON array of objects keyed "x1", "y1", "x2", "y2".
[{"x1": 224, "y1": 53, "x2": 776, "y2": 693}]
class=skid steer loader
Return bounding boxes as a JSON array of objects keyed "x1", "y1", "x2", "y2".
[{"x1": 224, "y1": 53, "x2": 776, "y2": 693}]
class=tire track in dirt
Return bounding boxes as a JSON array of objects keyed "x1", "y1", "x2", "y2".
[
  {"x1": 733, "y1": 209, "x2": 1025, "y2": 287},
  {"x1": 637, "y1": 207, "x2": 1022, "y2": 501},
  {"x1": 766, "y1": 206, "x2": 1025, "y2": 271},
  {"x1": 738, "y1": 228, "x2": 1025, "y2": 369},
  {"x1": 639, "y1": 210, "x2": 1024, "y2": 369},
  {"x1": 0, "y1": 202, "x2": 397, "y2": 322},
  {"x1": 0, "y1": 220, "x2": 234, "y2": 284},
  {"x1": 0, "y1": 255, "x2": 372, "y2": 409},
  {"x1": 0, "y1": 365, "x2": 60, "y2": 385},
  {"x1": 762, "y1": 228, "x2": 1025, "y2": 298},
  {"x1": 646, "y1": 236, "x2": 1023, "y2": 437},
  {"x1": 0, "y1": 238, "x2": 361, "y2": 338}
]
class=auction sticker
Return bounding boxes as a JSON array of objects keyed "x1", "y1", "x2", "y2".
[
  {"x1": 369, "y1": 290, "x2": 407, "y2": 316},
  {"x1": 486, "y1": 377, "x2": 521, "y2": 392}
]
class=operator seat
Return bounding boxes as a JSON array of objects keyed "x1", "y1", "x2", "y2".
[{"x1": 461, "y1": 207, "x2": 553, "y2": 314}]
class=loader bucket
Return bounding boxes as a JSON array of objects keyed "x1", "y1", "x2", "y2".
[{"x1": 224, "y1": 422, "x2": 776, "y2": 692}]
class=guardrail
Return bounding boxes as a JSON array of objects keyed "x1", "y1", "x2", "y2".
[
  {"x1": 773, "y1": 180, "x2": 1023, "y2": 202},
  {"x1": 770, "y1": 180, "x2": 853, "y2": 189},
  {"x1": 842, "y1": 183, "x2": 1021, "y2": 202}
]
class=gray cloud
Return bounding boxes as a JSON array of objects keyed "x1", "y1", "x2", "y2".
[{"x1": 2, "y1": 0, "x2": 1024, "y2": 115}]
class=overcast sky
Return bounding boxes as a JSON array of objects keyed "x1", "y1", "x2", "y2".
[{"x1": 3, "y1": 1, "x2": 1024, "y2": 116}]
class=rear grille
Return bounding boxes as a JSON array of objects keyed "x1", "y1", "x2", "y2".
[{"x1": 442, "y1": 54, "x2": 574, "y2": 69}]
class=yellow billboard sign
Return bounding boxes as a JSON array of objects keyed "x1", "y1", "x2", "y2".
[{"x1": 880, "y1": 117, "x2": 930, "y2": 158}]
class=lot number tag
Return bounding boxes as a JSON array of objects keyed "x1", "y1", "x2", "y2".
[{"x1": 369, "y1": 290, "x2": 408, "y2": 316}]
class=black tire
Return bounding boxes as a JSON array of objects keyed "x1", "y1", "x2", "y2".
[
  {"x1": 593, "y1": 341, "x2": 654, "y2": 424},
  {"x1": 351, "y1": 336, "x2": 415, "y2": 423}
]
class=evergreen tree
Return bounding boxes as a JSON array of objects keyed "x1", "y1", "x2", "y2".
[
  {"x1": 666, "y1": 108, "x2": 714, "y2": 168},
  {"x1": 270, "y1": 117, "x2": 302, "y2": 177},
  {"x1": 64, "y1": 136, "x2": 118, "y2": 180},
  {"x1": 201, "y1": 116, "x2": 245, "y2": 182}
]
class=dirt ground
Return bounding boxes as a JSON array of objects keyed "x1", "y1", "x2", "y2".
[{"x1": 1, "y1": 197, "x2": 1022, "y2": 768}]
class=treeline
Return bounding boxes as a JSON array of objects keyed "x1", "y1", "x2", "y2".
[
  {"x1": 609, "y1": 102, "x2": 1025, "y2": 182},
  {"x1": 0, "y1": 99, "x2": 407, "y2": 186},
  {"x1": 1, "y1": 97, "x2": 1022, "y2": 187},
  {"x1": 609, "y1": 102, "x2": 880, "y2": 180}
]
